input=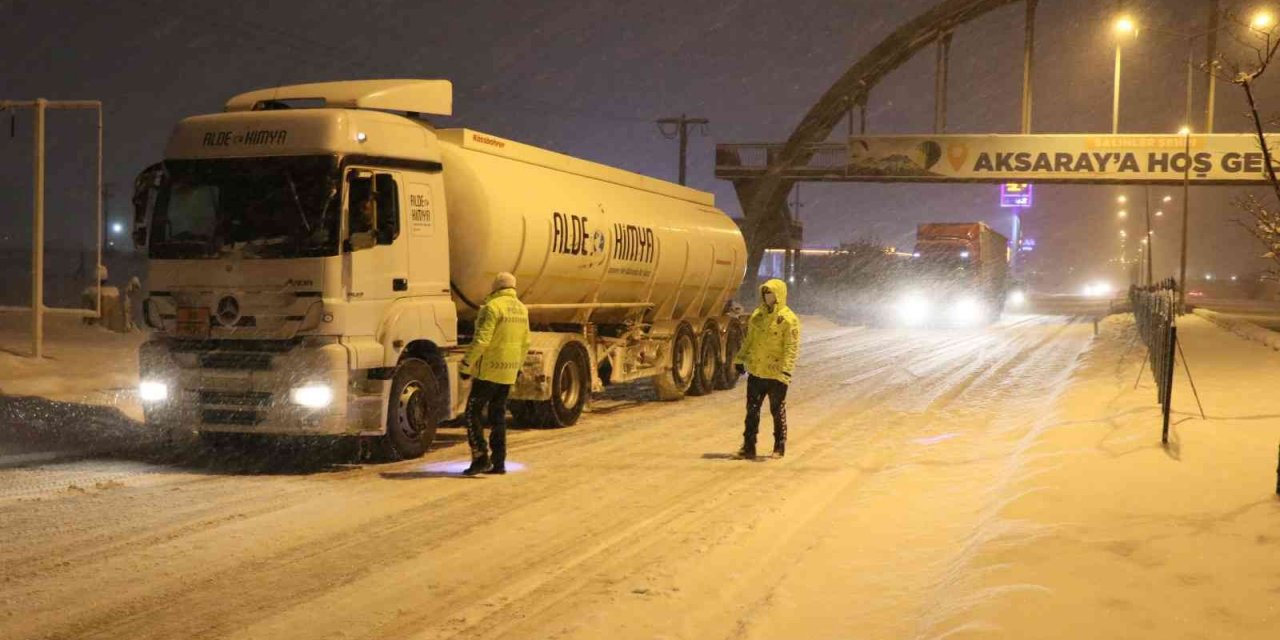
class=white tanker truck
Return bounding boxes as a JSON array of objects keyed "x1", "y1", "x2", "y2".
[{"x1": 131, "y1": 79, "x2": 748, "y2": 459}]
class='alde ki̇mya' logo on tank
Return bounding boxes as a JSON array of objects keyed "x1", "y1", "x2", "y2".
[{"x1": 552, "y1": 211, "x2": 604, "y2": 257}]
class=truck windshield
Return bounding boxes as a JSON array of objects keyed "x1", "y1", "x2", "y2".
[
  {"x1": 914, "y1": 244, "x2": 971, "y2": 276},
  {"x1": 149, "y1": 155, "x2": 341, "y2": 259}
]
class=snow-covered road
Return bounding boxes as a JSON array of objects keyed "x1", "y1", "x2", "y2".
[{"x1": 0, "y1": 316, "x2": 1134, "y2": 639}]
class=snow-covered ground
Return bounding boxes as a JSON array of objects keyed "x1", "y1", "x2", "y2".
[{"x1": 0, "y1": 312, "x2": 1276, "y2": 639}]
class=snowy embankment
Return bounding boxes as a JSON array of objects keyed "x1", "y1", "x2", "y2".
[
  {"x1": 1194, "y1": 307, "x2": 1280, "y2": 350},
  {"x1": 932, "y1": 314, "x2": 1280, "y2": 638},
  {"x1": 0, "y1": 311, "x2": 145, "y2": 407},
  {"x1": 0, "y1": 312, "x2": 148, "y2": 461}
]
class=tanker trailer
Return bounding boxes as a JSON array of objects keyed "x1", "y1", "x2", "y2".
[{"x1": 132, "y1": 79, "x2": 747, "y2": 459}]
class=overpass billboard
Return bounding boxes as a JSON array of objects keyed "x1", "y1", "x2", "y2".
[{"x1": 845, "y1": 134, "x2": 1278, "y2": 184}]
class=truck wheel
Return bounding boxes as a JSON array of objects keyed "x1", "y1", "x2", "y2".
[
  {"x1": 545, "y1": 344, "x2": 589, "y2": 427},
  {"x1": 687, "y1": 326, "x2": 720, "y2": 397},
  {"x1": 655, "y1": 323, "x2": 696, "y2": 401},
  {"x1": 715, "y1": 319, "x2": 743, "y2": 391},
  {"x1": 378, "y1": 358, "x2": 439, "y2": 461}
]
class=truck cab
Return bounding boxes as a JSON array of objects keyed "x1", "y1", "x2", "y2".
[{"x1": 135, "y1": 81, "x2": 458, "y2": 458}]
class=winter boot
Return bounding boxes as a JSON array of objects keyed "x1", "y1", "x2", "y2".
[
  {"x1": 483, "y1": 464, "x2": 507, "y2": 475},
  {"x1": 462, "y1": 454, "x2": 493, "y2": 476},
  {"x1": 735, "y1": 440, "x2": 757, "y2": 460},
  {"x1": 772, "y1": 440, "x2": 786, "y2": 458}
]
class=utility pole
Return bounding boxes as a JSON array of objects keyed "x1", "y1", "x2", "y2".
[
  {"x1": 101, "y1": 182, "x2": 113, "y2": 250},
  {"x1": 656, "y1": 114, "x2": 708, "y2": 185}
]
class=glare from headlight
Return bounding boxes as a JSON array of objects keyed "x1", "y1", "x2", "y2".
[
  {"x1": 897, "y1": 294, "x2": 931, "y2": 326},
  {"x1": 1008, "y1": 290, "x2": 1026, "y2": 307},
  {"x1": 290, "y1": 384, "x2": 333, "y2": 409},
  {"x1": 139, "y1": 380, "x2": 169, "y2": 402},
  {"x1": 951, "y1": 297, "x2": 984, "y2": 326},
  {"x1": 1082, "y1": 282, "x2": 1113, "y2": 298}
]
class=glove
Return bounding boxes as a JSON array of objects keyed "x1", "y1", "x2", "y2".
[{"x1": 734, "y1": 363, "x2": 746, "y2": 376}]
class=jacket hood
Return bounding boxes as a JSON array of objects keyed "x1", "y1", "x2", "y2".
[
  {"x1": 485, "y1": 287, "x2": 517, "y2": 302},
  {"x1": 760, "y1": 279, "x2": 788, "y2": 307}
]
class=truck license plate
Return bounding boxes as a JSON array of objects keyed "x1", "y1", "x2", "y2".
[{"x1": 176, "y1": 307, "x2": 210, "y2": 338}]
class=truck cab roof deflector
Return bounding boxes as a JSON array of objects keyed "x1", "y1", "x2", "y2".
[{"x1": 224, "y1": 79, "x2": 453, "y2": 116}]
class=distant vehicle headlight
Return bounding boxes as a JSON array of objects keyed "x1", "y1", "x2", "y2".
[
  {"x1": 1082, "y1": 282, "x2": 1113, "y2": 298},
  {"x1": 1008, "y1": 290, "x2": 1027, "y2": 307},
  {"x1": 897, "y1": 293, "x2": 931, "y2": 326},
  {"x1": 290, "y1": 384, "x2": 333, "y2": 409},
  {"x1": 951, "y1": 297, "x2": 984, "y2": 326},
  {"x1": 139, "y1": 380, "x2": 169, "y2": 403}
]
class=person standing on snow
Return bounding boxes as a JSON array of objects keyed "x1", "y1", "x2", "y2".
[
  {"x1": 460, "y1": 272, "x2": 531, "y2": 476},
  {"x1": 732, "y1": 278, "x2": 800, "y2": 459}
]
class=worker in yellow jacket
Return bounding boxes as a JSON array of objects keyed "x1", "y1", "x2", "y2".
[
  {"x1": 460, "y1": 272, "x2": 531, "y2": 475},
  {"x1": 733, "y1": 278, "x2": 800, "y2": 459}
]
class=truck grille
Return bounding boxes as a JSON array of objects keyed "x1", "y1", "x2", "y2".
[
  {"x1": 198, "y1": 390, "x2": 273, "y2": 408},
  {"x1": 201, "y1": 409, "x2": 262, "y2": 426},
  {"x1": 199, "y1": 352, "x2": 273, "y2": 371}
]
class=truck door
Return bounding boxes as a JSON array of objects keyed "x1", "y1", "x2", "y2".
[{"x1": 344, "y1": 169, "x2": 408, "y2": 309}]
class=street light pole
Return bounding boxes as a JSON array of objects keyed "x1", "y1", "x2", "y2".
[
  {"x1": 1144, "y1": 187, "x2": 1154, "y2": 286},
  {"x1": 1178, "y1": 129, "x2": 1191, "y2": 312},
  {"x1": 1112, "y1": 39, "x2": 1123, "y2": 134},
  {"x1": 1204, "y1": 0, "x2": 1220, "y2": 133}
]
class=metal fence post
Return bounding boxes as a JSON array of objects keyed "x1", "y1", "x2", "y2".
[{"x1": 1162, "y1": 325, "x2": 1177, "y2": 444}]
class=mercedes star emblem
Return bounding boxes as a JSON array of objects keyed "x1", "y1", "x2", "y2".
[{"x1": 215, "y1": 296, "x2": 241, "y2": 327}]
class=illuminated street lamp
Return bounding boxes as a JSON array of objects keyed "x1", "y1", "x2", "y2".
[
  {"x1": 1118, "y1": 209, "x2": 1128, "y2": 218},
  {"x1": 1117, "y1": 195, "x2": 1128, "y2": 204},
  {"x1": 1252, "y1": 11, "x2": 1275, "y2": 30}
]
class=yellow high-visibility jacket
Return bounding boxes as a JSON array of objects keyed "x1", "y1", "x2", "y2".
[
  {"x1": 734, "y1": 278, "x2": 800, "y2": 384},
  {"x1": 463, "y1": 288, "x2": 531, "y2": 385}
]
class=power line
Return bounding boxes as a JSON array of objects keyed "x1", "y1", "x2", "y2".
[{"x1": 655, "y1": 114, "x2": 709, "y2": 185}]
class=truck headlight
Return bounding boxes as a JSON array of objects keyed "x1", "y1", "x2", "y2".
[
  {"x1": 139, "y1": 380, "x2": 169, "y2": 402},
  {"x1": 897, "y1": 293, "x2": 931, "y2": 326},
  {"x1": 290, "y1": 384, "x2": 333, "y2": 409},
  {"x1": 951, "y1": 297, "x2": 983, "y2": 326}
]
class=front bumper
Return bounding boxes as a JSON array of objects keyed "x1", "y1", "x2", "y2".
[{"x1": 139, "y1": 338, "x2": 386, "y2": 436}]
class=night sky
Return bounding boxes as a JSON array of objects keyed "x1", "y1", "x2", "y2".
[{"x1": 2, "y1": 0, "x2": 1278, "y2": 292}]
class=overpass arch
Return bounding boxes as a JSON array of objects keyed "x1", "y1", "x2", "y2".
[{"x1": 733, "y1": 0, "x2": 1032, "y2": 282}]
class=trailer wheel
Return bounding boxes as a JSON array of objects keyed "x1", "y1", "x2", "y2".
[
  {"x1": 656, "y1": 323, "x2": 696, "y2": 401},
  {"x1": 715, "y1": 319, "x2": 744, "y2": 391},
  {"x1": 687, "y1": 325, "x2": 720, "y2": 397},
  {"x1": 378, "y1": 358, "x2": 438, "y2": 460}
]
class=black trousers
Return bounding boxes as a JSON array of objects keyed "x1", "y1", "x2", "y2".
[
  {"x1": 466, "y1": 379, "x2": 510, "y2": 465},
  {"x1": 744, "y1": 374, "x2": 788, "y2": 444}
]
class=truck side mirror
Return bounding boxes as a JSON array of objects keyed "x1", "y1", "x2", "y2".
[{"x1": 131, "y1": 162, "x2": 164, "y2": 250}]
